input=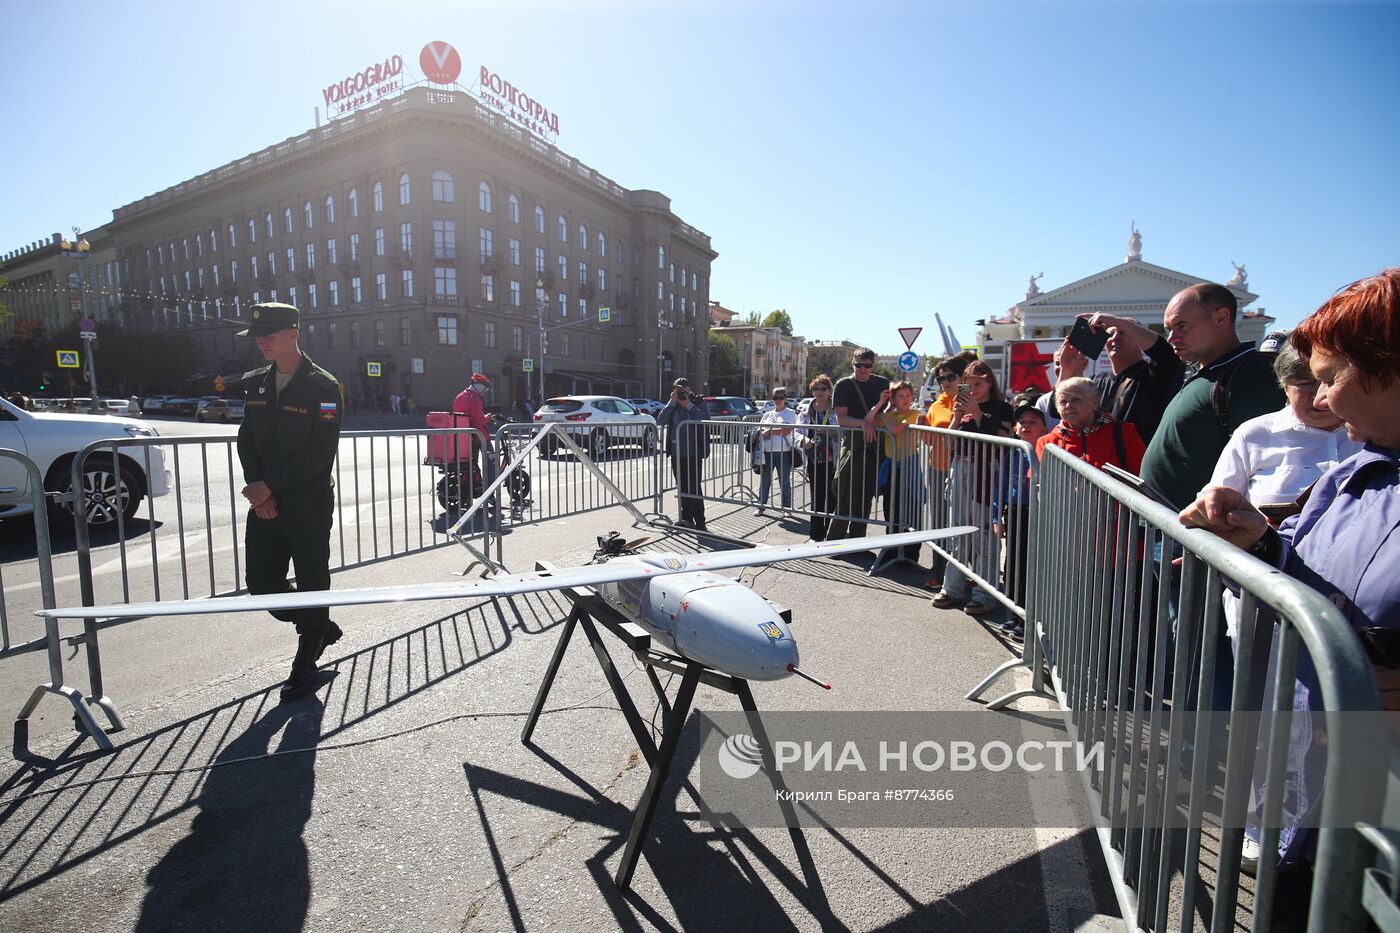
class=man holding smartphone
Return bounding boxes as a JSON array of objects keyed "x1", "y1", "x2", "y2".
[{"x1": 827, "y1": 347, "x2": 891, "y2": 540}]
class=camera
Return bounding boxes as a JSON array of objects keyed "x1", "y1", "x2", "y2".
[{"x1": 673, "y1": 388, "x2": 690, "y2": 401}]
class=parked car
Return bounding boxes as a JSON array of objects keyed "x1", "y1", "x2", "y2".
[
  {"x1": 532, "y1": 395, "x2": 657, "y2": 458},
  {"x1": 164, "y1": 398, "x2": 199, "y2": 417},
  {"x1": 141, "y1": 395, "x2": 179, "y2": 414},
  {"x1": 0, "y1": 395, "x2": 171, "y2": 527},
  {"x1": 196, "y1": 399, "x2": 245, "y2": 423},
  {"x1": 703, "y1": 396, "x2": 760, "y2": 420},
  {"x1": 627, "y1": 398, "x2": 665, "y2": 417}
]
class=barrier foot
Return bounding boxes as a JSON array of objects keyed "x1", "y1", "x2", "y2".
[
  {"x1": 88, "y1": 694, "x2": 126, "y2": 733},
  {"x1": 13, "y1": 683, "x2": 115, "y2": 758},
  {"x1": 964, "y1": 657, "x2": 1028, "y2": 702},
  {"x1": 984, "y1": 687, "x2": 1051, "y2": 712}
]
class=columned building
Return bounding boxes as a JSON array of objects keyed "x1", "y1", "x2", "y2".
[
  {"x1": 2, "y1": 87, "x2": 716, "y2": 409},
  {"x1": 978, "y1": 235, "x2": 1274, "y2": 386}
]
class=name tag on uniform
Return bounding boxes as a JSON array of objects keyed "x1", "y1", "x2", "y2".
[
  {"x1": 246, "y1": 399, "x2": 269, "y2": 408},
  {"x1": 281, "y1": 404, "x2": 309, "y2": 415}
]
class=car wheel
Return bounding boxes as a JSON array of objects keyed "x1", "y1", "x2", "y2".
[
  {"x1": 53, "y1": 461, "x2": 143, "y2": 528},
  {"x1": 643, "y1": 427, "x2": 657, "y2": 454},
  {"x1": 589, "y1": 429, "x2": 608, "y2": 460}
]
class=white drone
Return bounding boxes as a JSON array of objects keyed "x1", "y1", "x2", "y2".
[{"x1": 37, "y1": 528, "x2": 973, "y2": 685}]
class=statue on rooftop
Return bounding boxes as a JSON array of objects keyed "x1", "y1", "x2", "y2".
[
  {"x1": 1026, "y1": 273, "x2": 1044, "y2": 300},
  {"x1": 1127, "y1": 222, "x2": 1142, "y2": 261},
  {"x1": 1227, "y1": 261, "x2": 1247, "y2": 289}
]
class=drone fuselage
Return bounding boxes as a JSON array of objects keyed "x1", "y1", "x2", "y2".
[{"x1": 597, "y1": 571, "x2": 798, "y2": 681}]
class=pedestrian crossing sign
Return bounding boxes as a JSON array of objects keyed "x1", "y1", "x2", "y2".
[
  {"x1": 56, "y1": 350, "x2": 80, "y2": 368},
  {"x1": 522, "y1": 358, "x2": 535, "y2": 372},
  {"x1": 367, "y1": 362, "x2": 382, "y2": 377},
  {"x1": 598, "y1": 306, "x2": 611, "y2": 323}
]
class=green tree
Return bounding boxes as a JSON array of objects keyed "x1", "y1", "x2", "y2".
[
  {"x1": 761, "y1": 309, "x2": 793, "y2": 336},
  {"x1": 743, "y1": 311, "x2": 762, "y2": 326},
  {"x1": 708, "y1": 330, "x2": 742, "y2": 395}
]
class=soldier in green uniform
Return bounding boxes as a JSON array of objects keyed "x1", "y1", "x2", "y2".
[{"x1": 236, "y1": 303, "x2": 344, "y2": 702}]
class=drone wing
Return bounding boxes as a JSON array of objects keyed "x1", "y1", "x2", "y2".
[{"x1": 36, "y1": 527, "x2": 974, "y2": 622}]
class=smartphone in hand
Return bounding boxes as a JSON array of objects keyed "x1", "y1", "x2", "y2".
[{"x1": 1068, "y1": 318, "x2": 1111, "y2": 359}]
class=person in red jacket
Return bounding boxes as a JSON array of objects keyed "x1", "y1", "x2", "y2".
[
  {"x1": 452, "y1": 373, "x2": 492, "y2": 435},
  {"x1": 1036, "y1": 376, "x2": 1146, "y2": 472}
]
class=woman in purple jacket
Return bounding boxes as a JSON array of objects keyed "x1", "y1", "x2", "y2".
[{"x1": 1181, "y1": 268, "x2": 1399, "y2": 897}]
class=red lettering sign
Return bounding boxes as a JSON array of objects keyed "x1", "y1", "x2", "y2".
[
  {"x1": 420, "y1": 41, "x2": 461, "y2": 84},
  {"x1": 322, "y1": 54, "x2": 404, "y2": 111},
  {"x1": 477, "y1": 64, "x2": 560, "y2": 137}
]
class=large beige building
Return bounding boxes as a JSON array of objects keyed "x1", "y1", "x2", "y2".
[
  {"x1": 2, "y1": 86, "x2": 716, "y2": 409},
  {"x1": 707, "y1": 314, "x2": 808, "y2": 398}
]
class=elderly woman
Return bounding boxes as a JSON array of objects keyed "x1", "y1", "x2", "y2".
[
  {"x1": 1181, "y1": 267, "x2": 1400, "y2": 876},
  {"x1": 1206, "y1": 339, "x2": 1365, "y2": 519},
  {"x1": 1034, "y1": 376, "x2": 1145, "y2": 472}
]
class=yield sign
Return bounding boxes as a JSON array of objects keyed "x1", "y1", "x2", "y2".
[{"x1": 898, "y1": 327, "x2": 922, "y2": 350}]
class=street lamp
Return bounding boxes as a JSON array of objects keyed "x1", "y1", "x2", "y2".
[{"x1": 60, "y1": 229, "x2": 98, "y2": 400}]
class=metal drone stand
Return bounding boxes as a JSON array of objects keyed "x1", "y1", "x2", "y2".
[{"x1": 519, "y1": 562, "x2": 801, "y2": 891}]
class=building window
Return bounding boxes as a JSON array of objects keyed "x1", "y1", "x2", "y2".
[
  {"x1": 351, "y1": 276, "x2": 362, "y2": 302},
  {"x1": 669, "y1": 292, "x2": 675, "y2": 311},
  {"x1": 324, "y1": 195, "x2": 335, "y2": 224},
  {"x1": 285, "y1": 247, "x2": 296, "y2": 272},
  {"x1": 597, "y1": 231, "x2": 606, "y2": 257},
  {"x1": 327, "y1": 322, "x2": 336, "y2": 348},
  {"x1": 438, "y1": 315, "x2": 458, "y2": 345},
  {"x1": 329, "y1": 279, "x2": 339, "y2": 306},
  {"x1": 308, "y1": 282, "x2": 318, "y2": 309},
  {"x1": 534, "y1": 205, "x2": 545, "y2": 234},
  {"x1": 508, "y1": 193, "x2": 520, "y2": 223},
  {"x1": 265, "y1": 213, "x2": 274, "y2": 238},
  {"x1": 509, "y1": 237, "x2": 520, "y2": 266},
  {"x1": 535, "y1": 285, "x2": 546, "y2": 309},
  {"x1": 268, "y1": 251, "x2": 276, "y2": 274},
  {"x1": 375, "y1": 272, "x2": 387, "y2": 300},
  {"x1": 512, "y1": 325, "x2": 523, "y2": 351},
  {"x1": 305, "y1": 242, "x2": 316, "y2": 269},
  {"x1": 479, "y1": 227, "x2": 493, "y2": 259},
  {"x1": 250, "y1": 254, "x2": 258, "y2": 279},
  {"x1": 582, "y1": 335, "x2": 591, "y2": 359},
  {"x1": 557, "y1": 254, "x2": 567, "y2": 282},
  {"x1": 284, "y1": 208, "x2": 293, "y2": 234},
  {"x1": 509, "y1": 280, "x2": 521, "y2": 307},
  {"x1": 691, "y1": 271, "x2": 698, "y2": 290},
  {"x1": 658, "y1": 244, "x2": 665, "y2": 269},
  {"x1": 597, "y1": 267, "x2": 606, "y2": 292},
  {"x1": 579, "y1": 224, "x2": 589, "y2": 251},
  {"x1": 230, "y1": 259, "x2": 238, "y2": 283},
  {"x1": 372, "y1": 181, "x2": 383, "y2": 212},
  {"x1": 182, "y1": 238, "x2": 189, "y2": 259},
  {"x1": 374, "y1": 228, "x2": 385, "y2": 256},
  {"x1": 349, "y1": 188, "x2": 359, "y2": 218},
  {"x1": 657, "y1": 281, "x2": 664, "y2": 301},
  {"x1": 209, "y1": 228, "x2": 217, "y2": 252},
  {"x1": 374, "y1": 318, "x2": 385, "y2": 347},
  {"x1": 481, "y1": 273, "x2": 495, "y2": 302},
  {"x1": 578, "y1": 261, "x2": 588, "y2": 285},
  {"x1": 557, "y1": 214, "x2": 568, "y2": 243},
  {"x1": 432, "y1": 170, "x2": 454, "y2": 202},
  {"x1": 557, "y1": 292, "x2": 567, "y2": 318},
  {"x1": 398, "y1": 173, "x2": 411, "y2": 205},
  {"x1": 400, "y1": 222, "x2": 412, "y2": 253},
  {"x1": 326, "y1": 238, "x2": 337, "y2": 264},
  {"x1": 680, "y1": 296, "x2": 686, "y2": 315},
  {"x1": 402, "y1": 268, "x2": 414, "y2": 298},
  {"x1": 534, "y1": 246, "x2": 545, "y2": 273},
  {"x1": 288, "y1": 285, "x2": 297, "y2": 307},
  {"x1": 248, "y1": 218, "x2": 257, "y2": 244},
  {"x1": 669, "y1": 262, "x2": 675, "y2": 283},
  {"x1": 349, "y1": 233, "x2": 360, "y2": 261},
  {"x1": 349, "y1": 321, "x2": 359, "y2": 347},
  {"x1": 433, "y1": 219, "x2": 456, "y2": 259},
  {"x1": 304, "y1": 201, "x2": 314, "y2": 229},
  {"x1": 577, "y1": 297, "x2": 587, "y2": 318},
  {"x1": 484, "y1": 320, "x2": 496, "y2": 348},
  {"x1": 211, "y1": 265, "x2": 219, "y2": 286},
  {"x1": 400, "y1": 316, "x2": 411, "y2": 345},
  {"x1": 478, "y1": 181, "x2": 492, "y2": 213},
  {"x1": 561, "y1": 333, "x2": 571, "y2": 357},
  {"x1": 435, "y1": 266, "x2": 457, "y2": 299}
]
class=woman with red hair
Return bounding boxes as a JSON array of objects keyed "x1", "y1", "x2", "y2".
[{"x1": 1180, "y1": 267, "x2": 1400, "y2": 882}]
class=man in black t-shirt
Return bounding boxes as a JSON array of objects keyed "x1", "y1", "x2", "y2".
[{"x1": 826, "y1": 347, "x2": 891, "y2": 539}]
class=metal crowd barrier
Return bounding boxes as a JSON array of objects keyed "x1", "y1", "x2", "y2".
[{"x1": 970, "y1": 443, "x2": 1387, "y2": 933}]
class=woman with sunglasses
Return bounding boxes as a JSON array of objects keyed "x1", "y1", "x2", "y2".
[
  {"x1": 799, "y1": 374, "x2": 840, "y2": 540},
  {"x1": 922, "y1": 351, "x2": 978, "y2": 588}
]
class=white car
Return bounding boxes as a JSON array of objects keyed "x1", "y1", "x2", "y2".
[
  {"x1": 533, "y1": 395, "x2": 658, "y2": 458},
  {"x1": 0, "y1": 396, "x2": 171, "y2": 527},
  {"x1": 197, "y1": 399, "x2": 245, "y2": 423},
  {"x1": 627, "y1": 398, "x2": 665, "y2": 417}
]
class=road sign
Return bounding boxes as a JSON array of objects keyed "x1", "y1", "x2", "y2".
[
  {"x1": 597, "y1": 306, "x2": 611, "y2": 323},
  {"x1": 79, "y1": 318, "x2": 96, "y2": 333},
  {"x1": 366, "y1": 362, "x2": 382, "y2": 377},
  {"x1": 56, "y1": 350, "x2": 80, "y2": 368},
  {"x1": 897, "y1": 351, "x2": 920, "y2": 372},
  {"x1": 898, "y1": 327, "x2": 922, "y2": 349},
  {"x1": 80, "y1": 331, "x2": 97, "y2": 341},
  {"x1": 214, "y1": 375, "x2": 226, "y2": 394},
  {"x1": 522, "y1": 358, "x2": 535, "y2": 372}
]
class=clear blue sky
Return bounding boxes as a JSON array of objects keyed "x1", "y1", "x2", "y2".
[{"x1": 4, "y1": 0, "x2": 1396, "y2": 354}]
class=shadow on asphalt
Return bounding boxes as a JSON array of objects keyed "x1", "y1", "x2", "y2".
[
  {"x1": 0, "y1": 514, "x2": 162, "y2": 561},
  {"x1": 0, "y1": 591, "x2": 571, "y2": 905}
]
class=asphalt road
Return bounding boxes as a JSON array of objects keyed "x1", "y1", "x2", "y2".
[{"x1": 0, "y1": 502, "x2": 1122, "y2": 932}]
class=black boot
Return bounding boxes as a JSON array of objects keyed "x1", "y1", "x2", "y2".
[
  {"x1": 280, "y1": 632, "x2": 324, "y2": 703},
  {"x1": 316, "y1": 621, "x2": 344, "y2": 662}
]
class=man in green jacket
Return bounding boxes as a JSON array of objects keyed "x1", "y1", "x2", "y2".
[{"x1": 236, "y1": 302, "x2": 344, "y2": 702}]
